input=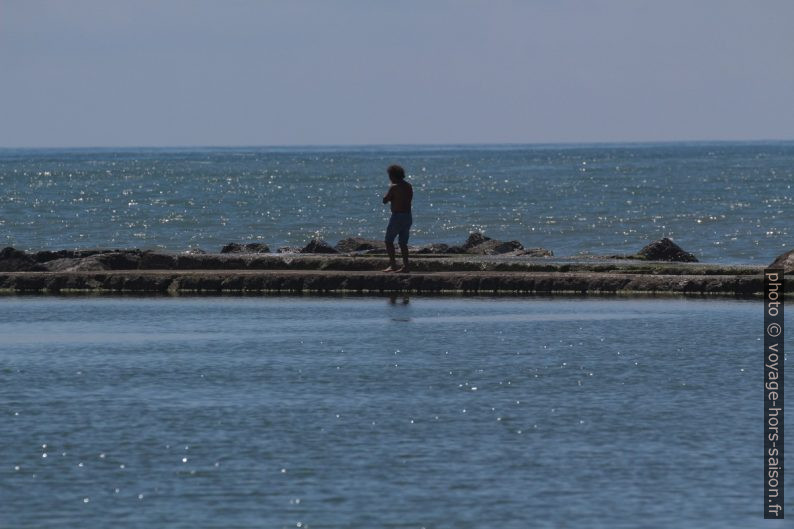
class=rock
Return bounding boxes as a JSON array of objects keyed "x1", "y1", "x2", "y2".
[
  {"x1": 0, "y1": 247, "x2": 46, "y2": 271},
  {"x1": 183, "y1": 248, "x2": 206, "y2": 255},
  {"x1": 245, "y1": 243, "x2": 270, "y2": 253},
  {"x1": 460, "y1": 232, "x2": 531, "y2": 254},
  {"x1": 410, "y1": 243, "x2": 469, "y2": 255},
  {"x1": 221, "y1": 243, "x2": 243, "y2": 253},
  {"x1": 769, "y1": 250, "x2": 794, "y2": 273},
  {"x1": 445, "y1": 245, "x2": 467, "y2": 254},
  {"x1": 466, "y1": 239, "x2": 524, "y2": 255},
  {"x1": 335, "y1": 237, "x2": 386, "y2": 253},
  {"x1": 43, "y1": 256, "x2": 108, "y2": 272},
  {"x1": 413, "y1": 243, "x2": 450, "y2": 254},
  {"x1": 33, "y1": 250, "x2": 80, "y2": 262},
  {"x1": 35, "y1": 250, "x2": 142, "y2": 271},
  {"x1": 32, "y1": 250, "x2": 62, "y2": 263},
  {"x1": 32, "y1": 249, "x2": 122, "y2": 262},
  {"x1": 517, "y1": 248, "x2": 554, "y2": 257},
  {"x1": 34, "y1": 250, "x2": 89, "y2": 262},
  {"x1": 221, "y1": 242, "x2": 270, "y2": 254},
  {"x1": 95, "y1": 251, "x2": 142, "y2": 270},
  {"x1": 138, "y1": 251, "x2": 178, "y2": 269},
  {"x1": 277, "y1": 246, "x2": 302, "y2": 254},
  {"x1": 463, "y1": 232, "x2": 491, "y2": 249},
  {"x1": 300, "y1": 239, "x2": 338, "y2": 254},
  {"x1": 635, "y1": 238, "x2": 698, "y2": 262}
]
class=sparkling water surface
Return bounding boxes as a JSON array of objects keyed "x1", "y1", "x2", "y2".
[
  {"x1": 0, "y1": 296, "x2": 788, "y2": 528},
  {"x1": 1, "y1": 142, "x2": 793, "y2": 263}
]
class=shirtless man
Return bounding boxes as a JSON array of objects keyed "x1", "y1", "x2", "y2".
[{"x1": 382, "y1": 164, "x2": 413, "y2": 273}]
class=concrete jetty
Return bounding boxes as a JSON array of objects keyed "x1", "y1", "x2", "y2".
[{"x1": 0, "y1": 250, "x2": 772, "y2": 296}]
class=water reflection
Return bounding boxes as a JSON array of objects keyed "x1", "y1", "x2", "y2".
[
  {"x1": 387, "y1": 294, "x2": 411, "y2": 306},
  {"x1": 388, "y1": 294, "x2": 412, "y2": 322}
]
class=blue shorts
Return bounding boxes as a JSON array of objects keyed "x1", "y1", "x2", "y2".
[{"x1": 385, "y1": 212, "x2": 413, "y2": 245}]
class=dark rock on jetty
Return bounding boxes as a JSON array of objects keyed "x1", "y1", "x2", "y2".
[
  {"x1": 458, "y1": 232, "x2": 510, "y2": 254},
  {"x1": 97, "y1": 251, "x2": 143, "y2": 269},
  {"x1": 520, "y1": 248, "x2": 554, "y2": 257},
  {"x1": 414, "y1": 243, "x2": 455, "y2": 254},
  {"x1": 634, "y1": 238, "x2": 698, "y2": 262},
  {"x1": 458, "y1": 232, "x2": 552, "y2": 256},
  {"x1": 460, "y1": 232, "x2": 522, "y2": 255},
  {"x1": 221, "y1": 242, "x2": 270, "y2": 254},
  {"x1": 462, "y1": 232, "x2": 489, "y2": 250},
  {"x1": 277, "y1": 246, "x2": 302, "y2": 254},
  {"x1": 139, "y1": 251, "x2": 178, "y2": 269},
  {"x1": 44, "y1": 251, "x2": 143, "y2": 272},
  {"x1": 0, "y1": 247, "x2": 46, "y2": 272},
  {"x1": 467, "y1": 238, "x2": 524, "y2": 255},
  {"x1": 332, "y1": 232, "x2": 551, "y2": 257},
  {"x1": 335, "y1": 237, "x2": 386, "y2": 253},
  {"x1": 301, "y1": 239, "x2": 338, "y2": 254},
  {"x1": 44, "y1": 256, "x2": 106, "y2": 272},
  {"x1": 33, "y1": 249, "x2": 114, "y2": 262},
  {"x1": 769, "y1": 250, "x2": 794, "y2": 273},
  {"x1": 1, "y1": 247, "x2": 149, "y2": 272},
  {"x1": 221, "y1": 243, "x2": 243, "y2": 253}
]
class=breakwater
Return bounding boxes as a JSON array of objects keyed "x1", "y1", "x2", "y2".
[{"x1": 0, "y1": 252, "x2": 770, "y2": 296}]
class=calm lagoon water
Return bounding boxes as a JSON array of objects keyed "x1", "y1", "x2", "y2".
[{"x1": 0, "y1": 296, "x2": 789, "y2": 528}]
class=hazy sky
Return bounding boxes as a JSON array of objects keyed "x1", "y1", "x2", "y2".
[{"x1": 1, "y1": 0, "x2": 793, "y2": 147}]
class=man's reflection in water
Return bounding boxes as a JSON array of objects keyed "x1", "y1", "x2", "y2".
[
  {"x1": 388, "y1": 294, "x2": 410, "y2": 306},
  {"x1": 388, "y1": 294, "x2": 412, "y2": 321}
]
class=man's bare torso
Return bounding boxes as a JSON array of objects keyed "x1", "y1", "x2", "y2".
[{"x1": 384, "y1": 181, "x2": 413, "y2": 213}]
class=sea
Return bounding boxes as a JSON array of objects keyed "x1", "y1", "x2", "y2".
[
  {"x1": 1, "y1": 142, "x2": 793, "y2": 262},
  {"x1": 0, "y1": 143, "x2": 792, "y2": 528}
]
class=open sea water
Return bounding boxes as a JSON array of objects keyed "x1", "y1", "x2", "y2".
[
  {"x1": 1, "y1": 142, "x2": 793, "y2": 263},
  {"x1": 0, "y1": 296, "x2": 789, "y2": 528}
]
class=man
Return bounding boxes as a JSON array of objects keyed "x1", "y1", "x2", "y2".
[{"x1": 382, "y1": 164, "x2": 413, "y2": 273}]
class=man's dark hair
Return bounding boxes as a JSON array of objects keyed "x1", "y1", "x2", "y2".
[{"x1": 387, "y1": 164, "x2": 406, "y2": 180}]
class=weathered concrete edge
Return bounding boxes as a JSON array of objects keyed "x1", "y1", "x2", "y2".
[
  {"x1": 0, "y1": 270, "x2": 778, "y2": 297},
  {"x1": 5, "y1": 248, "x2": 764, "y2": 275}
]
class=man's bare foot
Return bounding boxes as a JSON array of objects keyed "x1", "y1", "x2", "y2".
[
  {"x1": 383, "y1": 266, "x2": 398, "y2": 273},
  {"x1": 395, "y1": 266, "x2": 411, "y2": 274}
]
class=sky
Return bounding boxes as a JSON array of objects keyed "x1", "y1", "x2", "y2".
[{"x1": 1, "y1": 0, "x2": 793, "y2": 147}]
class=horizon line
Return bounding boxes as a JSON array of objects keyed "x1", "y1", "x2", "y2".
[{"x1": 2, "y1": 138, "x2": 794, "y2": 151}]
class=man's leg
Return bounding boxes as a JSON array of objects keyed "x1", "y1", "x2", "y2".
[
  {"x1": 395, "y1": 221, "x2": 411, "y2": 273},
  {"x1": 398, "y1": 242, "x2": 410, "y2": 272},
  {"x1": 384, "y1": 241, "x2": 398, "y2": 271},
  {"x1": 384, "y1": 215, "x2": 399, "y2": 272}
]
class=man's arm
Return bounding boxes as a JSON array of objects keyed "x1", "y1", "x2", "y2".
[{"x1": 383, "y1": 186, "x2": 393, "y2": 204}]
